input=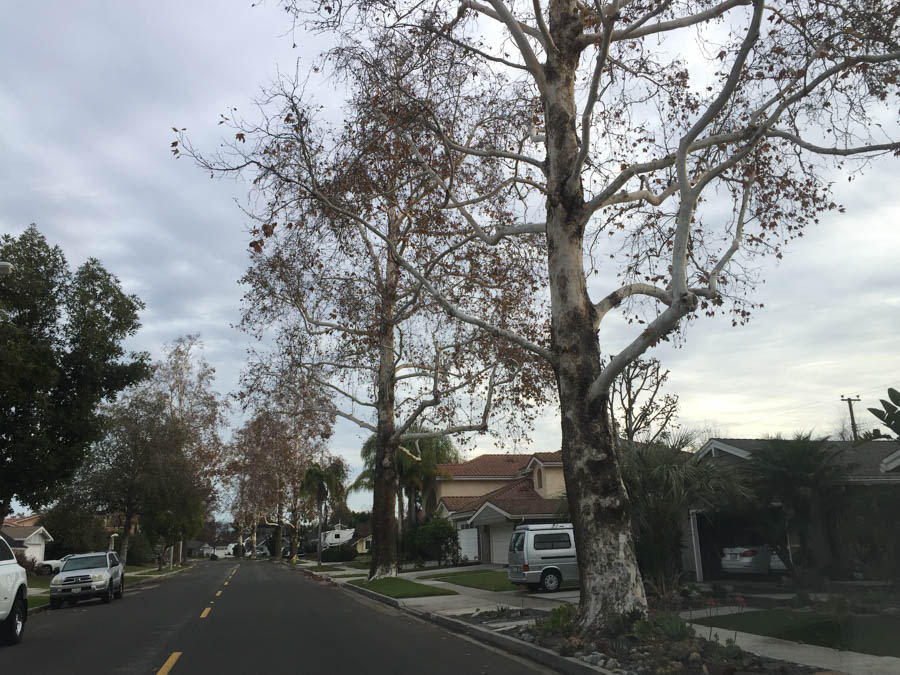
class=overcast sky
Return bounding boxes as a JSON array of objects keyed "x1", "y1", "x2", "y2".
[{"x1": 3, "y1": 2, "x2": 899, "y2": 513}]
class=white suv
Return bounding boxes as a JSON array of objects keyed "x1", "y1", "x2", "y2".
[{"x1": 0, "y1": 537, "x2": 28, "y2": 645}]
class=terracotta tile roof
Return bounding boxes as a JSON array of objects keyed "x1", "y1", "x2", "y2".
[
  {"x1": 437, "y1": 496, "x2": 477, "y2": 513},
  {"x1": 531, "y1": 451, "x2": 563, "y2": 464},
  {"x1": 452, "y1": 478, "x2": 566, "y2": 517},
  {"x1": 437, "y1": 453, "x2": 532, "y2": 478}
]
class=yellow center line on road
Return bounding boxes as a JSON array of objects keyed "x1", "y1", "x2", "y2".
[
  {"x1": 200, "y1": 607, "x2": 211, "y2": 618},
  {"x1": 157, "y1": 651, "x2": 182, "y2": 674},
  {"x1": 216, "y1": 590, "x2": 222, "y2": 597}
]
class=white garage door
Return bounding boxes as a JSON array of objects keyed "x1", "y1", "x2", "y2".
[
  {"x1": 490, "y1": 522, "x2": 514, "y2": 565},
  {"x1": 459, "y1": 528, "x2": 479, "y2": 562}
]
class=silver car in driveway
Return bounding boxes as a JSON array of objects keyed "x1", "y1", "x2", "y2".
[{"x1": 49, "y1": 552, "x2": 124, "y2": 609}]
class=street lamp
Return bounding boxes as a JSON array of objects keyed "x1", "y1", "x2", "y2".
[{"x1": 0, "y1": 261, "x2": 12, "y2": 276}]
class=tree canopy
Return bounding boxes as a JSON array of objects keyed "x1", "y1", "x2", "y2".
[{"x1": 0, "y1": 225, "x2": 148, "y2": 522}]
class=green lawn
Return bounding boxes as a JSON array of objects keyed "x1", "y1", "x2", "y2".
[
  {"x1": 125, "y1": 565, "x2": 153, "y2": 574},
  {"x1": 345, "y1": 560, "x2": 374, "y2": 570},
  {"x1": 692, "y1": 609, "x2": 900, "y2": 657},
  {"x1": 349, "y1": 577, "x2": 458, "y2": 598},
  {"x1": 27, "y1": 575, "x2": 52, "y2": 590},
  {"x1": 420, "y1": 569, "x2": 519, "y2": 592},
  {"x1": 28, "y1": 595, "x2": 50, "y2": 610}
]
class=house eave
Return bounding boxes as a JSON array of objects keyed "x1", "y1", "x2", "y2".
[{"x1": 693, "y1": 439, "x2": 752, "y2": 461}]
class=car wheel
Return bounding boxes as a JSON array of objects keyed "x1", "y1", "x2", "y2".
[
  {"x1": 0, "y1": 595, "x2": 26, "y2": 645},
  {"x1": 115, "y1": 577, "x2": 124, "y2": 599},
  {"x1": 541, "y1": 570, "x2": 561, "y2": 592},
  {"x1": 50, "y1": 598, "x2": 62, "y2": 610},
  {"x1": 102, "y1": 582, "x2": 113, "y2": 604}
]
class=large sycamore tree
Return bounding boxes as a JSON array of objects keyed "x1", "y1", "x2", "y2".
[
  {"x1": 275, "y1": 0, "x2": 900, "y2": 633},
  {"x1": 179, "y1": 58, "x2": 550, "y2": 578}
]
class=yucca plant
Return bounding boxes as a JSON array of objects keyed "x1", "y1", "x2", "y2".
[{"x1": 868, "y1": 388, "x2": 900, "y2": 436}]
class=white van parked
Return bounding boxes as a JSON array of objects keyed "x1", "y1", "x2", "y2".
[{"x1": 507, "y1": 523, "x2": 578, "y2": 592}]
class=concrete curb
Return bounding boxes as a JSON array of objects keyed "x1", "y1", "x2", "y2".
[{"x1": 339, "y1": 578, "x2": 608, "y2": 675}]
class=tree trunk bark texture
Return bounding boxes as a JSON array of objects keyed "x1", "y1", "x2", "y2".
[
  {"x1": 120, "y1": 511, "x2": 133, "y2": 567},
  {"x1": 369, "y1": 213, "x2": 402, "y2": 579},
  {"x1": 251, "y1": 523, "x2": 258, "y2": 559},
  {"x1": 544, "y1": 4, "x2": 648, "y2": 632},
  {"x1": 273, "y1": 496, "x2": 283, "y2": 560},
  {"x1": 316, "y1": 501, "x2": 324, "y2": 566}
]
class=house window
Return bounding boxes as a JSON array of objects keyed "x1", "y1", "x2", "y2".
[
  {"x1": 536, "y1": 468, "x2": 543, "y2": 489},
  {"x1": 365, "y1": 539, "x2": 371, "y2": 551}
]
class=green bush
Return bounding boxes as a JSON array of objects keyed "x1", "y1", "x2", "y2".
[
  {"x1": 536, "y1": 603, "x2": 578, "y2": 638},
  {"x1": 322, "y1": 543, "x2": 357, "y2": 562},
  {"x1": 400, "y1": 517, "x2": 460, "y2": 564},
  {"x1": 635, "y1": 612, "x2": 694, "y2": 642}
]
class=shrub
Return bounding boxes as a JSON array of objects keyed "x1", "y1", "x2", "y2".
[
  {"x1": 400, "y1": 517, "x2": 460, "y2": 564},
  {"x1": 322, "y1": 543, "x2": 357, "y2": 562},
  {"x1": 635, "y1": 612, "x2": 694, "y2": 642},
  {"x1": 536, "y1": 603, "x2": 578, "y2": 638}
]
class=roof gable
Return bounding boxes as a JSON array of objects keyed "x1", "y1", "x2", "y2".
[{"x1": 0, "y1": 525, "x2": 53, "y2": 543}]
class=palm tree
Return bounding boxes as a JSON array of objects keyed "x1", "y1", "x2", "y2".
[
  {"x1": 302, "y1": 458, "x2": 348, "y2": 566},
  {"x1": 746, "y1": 433, "x2": 850, "y2": 574},
  {"x1": 350, "y1": 431, "x2": 459, "y2": 531},
  {"x1": 618, "y1": 431, "x2": 742, "y2": 595}
]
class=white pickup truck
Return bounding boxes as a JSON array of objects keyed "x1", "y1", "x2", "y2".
[{"x1": 0, "y1": 537, "x2": 28, "y2": 645}]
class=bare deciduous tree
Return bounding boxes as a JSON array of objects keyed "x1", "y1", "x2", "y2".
[
  {"x1": 179, "y1": 61, "x2": 550, "y2": 578},
  {"x1": 267, "y1": 0, "x2": 900, "y2": 632},
  {"x1": 609, "y1": 358, "x2": 679, "y2": 443}
]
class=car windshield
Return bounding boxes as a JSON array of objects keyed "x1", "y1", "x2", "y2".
[{"x1": 62, "y1": 555, "x2": 108, "y2": 571}]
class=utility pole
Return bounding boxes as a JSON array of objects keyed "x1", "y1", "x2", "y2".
[{"x1": 841, "y1": 395, "x2": 861, "y2": 441}]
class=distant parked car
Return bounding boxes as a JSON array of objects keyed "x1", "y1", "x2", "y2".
[
  {"x1": 49, "y1": 551, "x2": 124, "y2": 609},
  {"x1": 721, "y1": 545, "x2": 771, "y2": 574},
  {"x1": 0, "y1": 536, "x2": 28, "y2": 645},
  {"x1": 39, "y1": 554, "x2": 72, "y2": 575}
]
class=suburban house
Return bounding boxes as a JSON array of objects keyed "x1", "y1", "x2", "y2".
[
  {"x1": 0, "y1": 524, "x2": 54, "y2": 563},
  {"x1": 429, "y1": 451, "x2": 567, "y2": 565},
  {"x1": 349, "y1": 522, "x2": 372, "y2": 554},
  {"x1": 683, "y1": 437, "x2": 900, "y2": 581}
]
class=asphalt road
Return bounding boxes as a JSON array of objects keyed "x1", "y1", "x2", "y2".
[{"x1": 0, "y1": 561, "x2": 549, "y2": 674}]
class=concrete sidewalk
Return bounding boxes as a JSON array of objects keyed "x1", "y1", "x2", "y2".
[{"x1": 680, "y1": 606, "x2": 900, "y2": 675}]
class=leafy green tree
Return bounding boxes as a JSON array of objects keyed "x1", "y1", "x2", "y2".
[
  {"x1": 746, "y1": 433, "x2": 850, "y2": 574},
  {"x1": 91, "y1": 385, "x2": 189, "y2": 565},
  {"x1": 0, "y1": 225, "x2": 147, "y2": 522},
  {"x1": 39, "y1": 497, "x2": 108, "y2": 558},
  {"x1": 302, "y1": 458, "x2": 349, "y2": 566},
  {"x1": 868, "y1": 388, "x2": 900, "y2": 437},
  {"x1": 351, "y1": 431, "x2": 460, "y2": 529}
]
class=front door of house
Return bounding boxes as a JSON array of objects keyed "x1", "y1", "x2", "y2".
[{"x1": 482, "y1": 526, "x2": 491, "y2": 563}]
